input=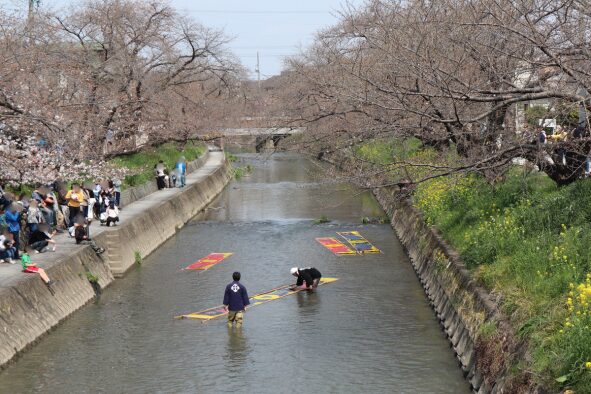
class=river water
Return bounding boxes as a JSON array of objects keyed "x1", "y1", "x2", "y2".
[{"x1": 0, "y1": 153, "x2": 469, "y2": 394}]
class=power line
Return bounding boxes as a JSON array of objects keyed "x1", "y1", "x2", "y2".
[
  {"x1": 182, "y1": 9, "x2": 331, "y2": 15},
  {"x1": 233, "y1": 45, "x2": 300, "y2": 49}
]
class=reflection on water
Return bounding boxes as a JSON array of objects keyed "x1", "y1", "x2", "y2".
[
  {"x1": 0, "y1": 153, "x2": 469, "y2": 394},
  {"x1": 225, "y1": 328, "x2": 250, "y2": 375}
]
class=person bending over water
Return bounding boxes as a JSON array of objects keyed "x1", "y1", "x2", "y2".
[{"x1": 290, "y1": 267, "x2": 322, "y2": 290}]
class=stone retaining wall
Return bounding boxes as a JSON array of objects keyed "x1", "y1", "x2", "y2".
[
  {"x1": 373, "y1": 188, "x2": 524, "y2": 393},
  {"x1": 0, "y1": 155, "x2": 231, "y2": 370}
]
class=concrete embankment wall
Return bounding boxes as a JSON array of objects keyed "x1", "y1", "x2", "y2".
[
  {"x1": 0, "y1": 155, "x2": 231, "y2": 369},
  {"x1": 0, "y1": 247, "x2": 113, "y2": 370},
  {"x1": 373, "y1": 188, "x2": 523, "y2": 394},
  {"x1": 101, "y1": 158, "x2": 232, "y2": 276}
]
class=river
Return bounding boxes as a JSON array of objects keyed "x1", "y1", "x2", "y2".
[{"x1": 0, "y1": 152, "x2": 469, "y2": 394}]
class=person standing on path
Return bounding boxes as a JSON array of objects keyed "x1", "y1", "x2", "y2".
[
  {"x1": 176, "y1": 157, "x2": 187, "y2": 187},
  {"x1": 112, "y1": 178, "x2": 122, "y2": 207},
  {"x1": 290, "y1": 267, "x2": 322, "y2": 290},
  {"x1": 223, "y1": 272, "x2": 250, "y2": 328},
  {"x1": 4, "y1": 203, "x2": 21, "y2": 259},
  {"x1": 155, "y1": 161, "x2": 167, "y2": 190},
  {"x1": 65, "y1": 183, "x2": 85, "y2": 226}
]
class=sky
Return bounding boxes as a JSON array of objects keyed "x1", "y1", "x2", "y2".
[{"x1": 1, "y1": 0, "x2": 364, "y2": 79}]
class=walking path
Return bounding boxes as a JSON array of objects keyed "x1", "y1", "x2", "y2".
[{"x1": 0, "y1": 150, "x2": 226, "y2": 289}]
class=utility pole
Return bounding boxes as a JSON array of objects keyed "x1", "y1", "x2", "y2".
[
  {"x1": 255, "y1": 51, "x2": 261, "y2": 93},
  {"x1": 28, "y1": 0, "x2": 35, "y2": 20},
  {"x1": 28, "y1": 0, "x2": 39, "y2": 23}
]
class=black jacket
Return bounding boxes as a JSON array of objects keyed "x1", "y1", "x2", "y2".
[
  {"x1": 29, "y1": 230, "x2": 50, "y2": 244},
  {"x1": 296, "y1": 267, "x2": 322, "y2": 287}
]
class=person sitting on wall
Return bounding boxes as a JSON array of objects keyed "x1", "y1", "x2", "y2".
[{"x1": 21, "y1": 246, "x2": 55, "y2": 295}]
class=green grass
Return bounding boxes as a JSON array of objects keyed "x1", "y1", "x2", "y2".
[
  {"x1": 413, "y1": 167, "x2": 591, "y2": 391},
  {"x1": 110, "y1": 141, "x2": 206, "y2": 189},
  {"x1": 86, "y1": 272, "x2": 99, "y2": 283},
  {"x1": 134, "y1": 251, "x2": 142, "y2": 266},
  {"x1": 313, "y1": 215, "x2": 330, "y2": 224},
  {"x1": 232, "y1": 164, "x2": 253, "y2": 180},
  {"x1": 354, "y1": 137, "x2": 423, "y2": 165},
  {"x1": 5, "y1": 184, "x2": 35, "y2": 198}
]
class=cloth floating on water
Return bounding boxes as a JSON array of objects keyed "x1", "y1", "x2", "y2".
[
  {"x1": 184, "y1": 253, "x2": 233, "y2": 271},
  {"x1": 176, "y1": 277, "x2": 339, "y2": 320},
  {"x1": 316, "y1": 237, "x2": 356, "y2": 255},
  {"x1": 337, "y1": 231, "x2": 381, "y2": 254}
]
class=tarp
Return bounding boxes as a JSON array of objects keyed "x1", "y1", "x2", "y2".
[
  {"x1": 176, "y1": 277, "x2": 339, "y2": 320},
  {"x1": 337, "y1": 231, "x2": 381, "y2": 254},
  {"x1": 316, "y1": 237, "x2": 356, "y2": 255},
  {"x1": 184, "y1": 253, "x2": 233, "y2": 271}
]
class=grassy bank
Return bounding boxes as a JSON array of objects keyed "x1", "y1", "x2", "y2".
[
  {"x1": 110, "y1": 141, "x2": 206, "y2": 189},
  {"x1": 414, "y1": 169, "x2": 591, "y2": 391},
  {"x1": 355, "y1": 138, "x2": 591, "y2": 391}
]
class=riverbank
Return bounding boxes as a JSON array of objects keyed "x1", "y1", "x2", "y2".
[
  {"x1": 409, "y1": 169, "x2": 591, "y2": 393},
  {"x1": 345, "y1": 135, "x2": 591, "y2": 392},
  {"x1": 374, "y1": 188, "x2": 523, "y2": 393},
  {"x1": 0, "y1": 150, "x2": 231, "y2": 369}
]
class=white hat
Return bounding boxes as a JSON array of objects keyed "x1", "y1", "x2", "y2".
[{"x1": 290, "y1": 267, "x2": 298, "y2": 275}]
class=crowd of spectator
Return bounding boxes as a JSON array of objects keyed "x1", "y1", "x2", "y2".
[
  {"x1": 0, "y1": 179, "x2": 124, "y2": 264},
  {"x1": 0, "y1": 155, "x2": 191, "y2": 293}
]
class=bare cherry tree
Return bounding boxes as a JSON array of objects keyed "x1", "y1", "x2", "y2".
[
  {"x1": 278, "y1": 0, "x2": 591, "y2": 186},
  {"x1": 0, "y1": 0, "x2": 244, "y2": 184}
]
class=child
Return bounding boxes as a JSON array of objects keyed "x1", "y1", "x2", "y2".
[
  {"x1": 0, "y1": 230, "x2": 16, "y2": 264},
  {"x1": 74, "y1": 218, "x2": 105, "y2": 255},
  {"x1": 105, "y1": 202, "x2": 119, "y2": 227},
  {"x1": 27, "y1": 199, "x2": 44, "y2": 234},
  {"x1": 21, "y1": 247, "x2": 55, "y2": 295}
]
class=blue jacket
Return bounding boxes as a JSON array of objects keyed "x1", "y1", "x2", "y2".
[
  {"x1": 176, "y1": 162, "x2": 187, "y2": 174},
  {"x1": 223, "y1": 281, "x2": 250, "y2": 312},
  {"x1": 5, "y1": 210, "x2": 20, "y2": 233}
]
